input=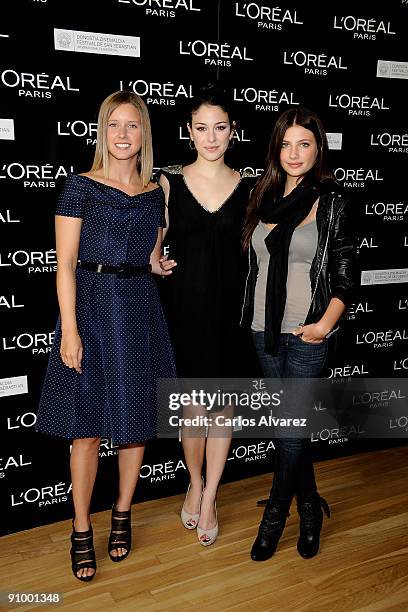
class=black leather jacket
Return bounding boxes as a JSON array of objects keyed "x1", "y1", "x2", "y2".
[{"x1": 239, "y1": 187, "x2": 355, "y2": 336}]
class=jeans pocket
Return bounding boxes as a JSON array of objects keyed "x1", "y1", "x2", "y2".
[{"x1": 296, "y1": 333, "x2": 327, "y2": 345}]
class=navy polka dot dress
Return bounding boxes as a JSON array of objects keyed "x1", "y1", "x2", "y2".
[{"x1": 37, "y1": 174, "x2": 176, "y2": 445}]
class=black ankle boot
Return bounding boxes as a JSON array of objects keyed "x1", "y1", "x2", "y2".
[
  {"x1": 251, "y1": 502, "x2": 290, "y2": 562},
  {"x1": 296, "y1": 494, "x2": 330, "y2": 559}
]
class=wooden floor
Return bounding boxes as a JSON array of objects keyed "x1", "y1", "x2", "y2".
[{"x1": 1, "y1": 447, "x2": 408, "y2": 612}]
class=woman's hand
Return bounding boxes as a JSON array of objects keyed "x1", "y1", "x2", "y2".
[
  {"x1": 149, "y1": 228, "x2": 177, "y2": 276},
  {"x1": 292, "y1": 322, "x2": 330, "y2": 344},
  {"x1": 156, "y1": 254, "x2": 177, "y2": 277},
  {"x1": 60, "y1": 331, "x2": 83, "y2": 373}
]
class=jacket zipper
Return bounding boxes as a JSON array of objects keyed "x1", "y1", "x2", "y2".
[
  {"x1": 309, "y1": 195, "x2": 335, "y2": 305},
  {"x1": 308, "y1": 194, "x2": 339, "y2": 337}
]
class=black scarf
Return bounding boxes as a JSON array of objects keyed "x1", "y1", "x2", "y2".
[{"x1": 259, "y1": 181, "x2": 320, "y2": 355}]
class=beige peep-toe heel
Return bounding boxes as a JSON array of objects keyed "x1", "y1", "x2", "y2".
[
  {"x1": 197, "y1": 502, "x2": 218, "y2": 546},
  {"x1": 181, "y1": 478, "x2": 204, "y2": 529}
]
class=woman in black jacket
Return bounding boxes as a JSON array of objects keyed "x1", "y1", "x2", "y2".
[{"x1": 241, "y1": 107, "x2": 354, "y2": 562}]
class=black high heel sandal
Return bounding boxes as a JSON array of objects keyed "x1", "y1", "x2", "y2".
[
  {"x1": 108, "y1": 506, "x2": 132, "y2": 562},
  {"x1": 70, "y1": 522, "x2": 97, "y2": 582}
]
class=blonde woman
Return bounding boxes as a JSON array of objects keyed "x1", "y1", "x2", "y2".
[{"x1": 37, "y1": 91, "x2": 175, "y2": 581}]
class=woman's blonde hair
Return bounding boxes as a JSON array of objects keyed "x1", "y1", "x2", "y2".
[{"x1": 91, "y1": 90, "x2": 153, "y2": 187}]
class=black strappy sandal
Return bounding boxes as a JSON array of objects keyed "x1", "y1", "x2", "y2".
[
  {"x1": 70, "y1": 522, "x2": 97, "y2": 582},
  {"x1": 108, "y1": 506, "x2": 132, "y2": 562}
]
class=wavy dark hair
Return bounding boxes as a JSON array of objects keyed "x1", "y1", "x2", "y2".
[
  {"x1": 243, "y1": 107, "x2": 334, "y2": 249},
  {"x1": 187, "y1": 83, "x2": 236, "y2": 126}
]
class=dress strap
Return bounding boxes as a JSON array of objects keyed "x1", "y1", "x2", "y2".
[
  {"x1": 161, "y1": 164, "x2": 183, "y2": 175},
  {"x1": 240, "y1": 169, "x2": 256, "y2": 179}
]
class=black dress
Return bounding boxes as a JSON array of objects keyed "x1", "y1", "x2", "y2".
[{"x1": 159, "y1": 165, "x2": 254, "y2": 378}]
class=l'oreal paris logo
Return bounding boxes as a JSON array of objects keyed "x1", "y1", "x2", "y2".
[
  {"x1": 117, "y1": 0, "x2": 201, "y2": 17},
  {"x1": 283, "y1": 51, "x2": 347, "y2": 75},
  {"x1": 334, "y1": 168, "x2": 384, "y2": 187},
  {"x1": 329, "y1": 94, "x2": 390, "y2": 116},
  {"x1": 57, "y1": 121, "x2": 97, "y2": 145},
  {"x1": 0, "y1": 249, "x2": 57, "y2": 273},
  {"x1": 327, "y1": 363, "x2": 369, "y2": 378},
  {"x1": 233, "y1": 87, "x2": 300, "y2": 112},
  {"x1": 356, "y1": 329, "x2": 408, "y2": 348},
  {"x1": 119, "y1": 80, "x2": 193, "y2": 105},
  {"x1": 10, "y1": 482, "x2": 72, "y2": 508},
  {"x1": 228, "y1": 441, "x2": 275, "y2": 461},
  {"x1": 370, "y1": 132, "x2": 408, "y2": 154},
  {"x1": 0, "y1": 69, "x2": 79, "y2": 99},
  {"x1": 311, "y1": 425, "x2": 364, "y2": 443},
  {"x1": 352, "y1": 390, "x2": 406, "y2": 404},
  {"x1": 179, "y1": 40, "x2": 253, "y2": 66},
  {"x1": 2, "y1": 331, "x2": 55, "y2": 354},
  {"x1": 365, "y1": 201, "x2": 408, "y2": 222},
  {"x1": 235, "y1": 3, "x2": 303, "y2": 30},
  {"x1": 0, "y1": 163, "x2": 74, "y2": 188},
  {"x1": 140, "y1": 459, "x2": 186, "y2": 483},
  {"x1": 333, "y1": 16, "x2": 396, "y2": 39}
]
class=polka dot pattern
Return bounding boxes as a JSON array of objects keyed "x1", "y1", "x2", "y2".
[{"x1": 37, "y1": 174, "x2": 175, "y2": 445}]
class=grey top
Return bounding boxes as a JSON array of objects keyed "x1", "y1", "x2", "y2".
[{"x1": 251, "y1": 219, "x2": 318, "y2": 333}]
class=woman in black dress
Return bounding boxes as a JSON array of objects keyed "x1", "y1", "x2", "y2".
[
  {"x1": 159, "y1": 85, "x2": 254, "y2": 546},
  {"x1": 37, "y1": 91, "x2": 175, "y2": 580}
]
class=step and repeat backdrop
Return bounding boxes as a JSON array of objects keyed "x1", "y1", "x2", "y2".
[{"x1": 1, "y1": 0, "x2": 407, "y2": 535}]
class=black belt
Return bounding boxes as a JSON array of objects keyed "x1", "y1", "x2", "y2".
[{"x1": 78, "y1": 260, "x2": 151, "y2": 278}]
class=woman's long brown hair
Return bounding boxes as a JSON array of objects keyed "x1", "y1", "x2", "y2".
[{"x1": 242, "y1": 107, "x2": 334, "y2": 250}]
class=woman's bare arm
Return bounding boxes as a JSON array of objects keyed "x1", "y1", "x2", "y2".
[{"x1": 55, "y1": 215, "x2": 83, "y2": 372}]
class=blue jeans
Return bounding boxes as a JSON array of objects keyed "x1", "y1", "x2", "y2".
[
  {"x1": 252, "y1": 332, "x2": 329, "y2": 504},
  {"x1": 252, "y1": 331, "x2": 328, "y2": 378}
]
